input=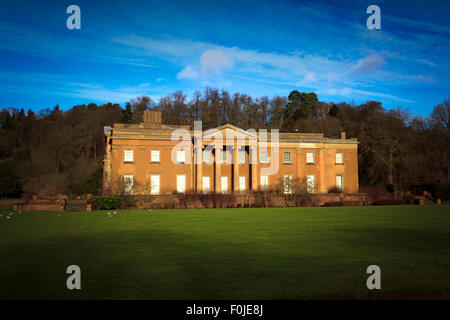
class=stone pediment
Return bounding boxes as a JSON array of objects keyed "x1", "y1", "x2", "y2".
[{"x1": 202, "y1": 124, "x2": 257, "y2": 140}]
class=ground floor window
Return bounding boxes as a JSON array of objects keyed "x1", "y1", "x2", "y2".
[
  {"x1": 150, "y1": 175, "x2": 160, "y2": 195},
  {"x1": 239, "y1": 176, "x2": 245, "y2": 191},
  {"x1": 260, "y1": 175, "x2": 268, "y2": 190},
  {"x1": 221, "y1": 176, "x2": 228, "y2": 194},
  {"x1": 283, "y1": 175, "x2": 292, "y2": 194},
  {"x1": 307, "y1": 175, "x2": 315, "y2": 194},
  {"x1": 202, "y1": 176, "x2": 210, "y2": 193},
  {"x1": 123, "y1": 174, "x2": 134, "y2": 195},
  {"x1": 336, "y1": 174, "x2": 343, "y2": 191},
  {"x1": 177, "y1": 175, "x2": 186, "y2": 193}
]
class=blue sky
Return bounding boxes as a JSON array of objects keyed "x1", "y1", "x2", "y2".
[{"x1": 0, "y1": 0, "x2": 448, "y2": 115}]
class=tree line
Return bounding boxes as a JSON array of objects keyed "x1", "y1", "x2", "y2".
[{"x1": 0, "y1": 87, "x2": 449, "y2": 198}]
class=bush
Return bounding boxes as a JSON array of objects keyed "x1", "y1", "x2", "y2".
[
  {"x1": 93, "y1": 196, "x2": 121, "y2": 210},
  {"x1": 323, "y1": 201, "x2": 344, "y2": 207},
  {"x1": 327, "y1": 187, "x2": 342, "y2": 194},
  {"x1": 435, "y1": 183, "x2": 450, "y2": 200},
  {"x1": 81, "y1": 166, "x2": 103, "y2": 195},
  {"x1": 371, "y1": 198, "x2": 404, "y2": 206}
]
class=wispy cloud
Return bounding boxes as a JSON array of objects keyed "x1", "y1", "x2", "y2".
[{"x1": 354, "y1": 54, "x2": 385, "y2": 73}]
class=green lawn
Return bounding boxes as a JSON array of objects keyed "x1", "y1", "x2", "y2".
[{"x1": 0, "y1": 205, "x2": 449, "y2": 299}]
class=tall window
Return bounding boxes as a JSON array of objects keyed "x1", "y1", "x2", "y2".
[
  {"x1": 336, "y1": 174, "x2": 343, "y2": 191},
  {"x1": 284, "y1": 152, "x2": 291, "y2": 164},
  {"x1": 176, "y1": 175, "x2": 186, "y2": 193},
  {"x1": 307, "y1": 175, "x2": 315, "y2": 194},
  {"x1": 336, "y1": 152, "x2": 343, "y2": 164},
  {"x1": 221, "y1": 176, "x2": 228, "y2": 194},
  {"x1": 176, "y1": 150, "x2": 185, "y2": 163},
  {"x1": 203, "y1": 150, "x2": 210, "y2": 163},
  {"x1": 221, "y1": 149, "x2": 228, "y2": 163},
  {"x1": 123, "y1": 175, "x2": 134, "y2": 195},
  {"x1": 238, "y1": 149, "x2": 246, "y2": 164},
  {"x1": 260, "y1": 175, "x2": 269, "y2": 190},
  {"x1": 283, "y1": 175, "x2": 292, "y2": 194},
  {"x1": 239, "y1": 176, "x2": 246, "y2": 191},
  {"x1": 306, "y1": 152, "x2": 314, "y2": 164},
  {"x1": 151, "y1": 150, "x2": 160, "y2": 162},
  {"x1": 260, "y1": 151, "x2": 269, "y2": 164},
  {"x1": 124, "y1": 150, "x2": 133, "y2": 162},
  {"x1": 150, "y1": 175, "x2": 160, "y2": 195},
  {"x1": 202, "y1": 176, "x2": 210, "y2": 193}
]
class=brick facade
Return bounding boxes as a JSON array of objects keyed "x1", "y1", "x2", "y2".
[{"x1": 102, "y1": 111, "x2": 359, "y2": 195}]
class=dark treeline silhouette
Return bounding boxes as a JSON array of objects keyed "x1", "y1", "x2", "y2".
[{"x1": 0, "y1": 87, "x2": 449, "y2": 198}]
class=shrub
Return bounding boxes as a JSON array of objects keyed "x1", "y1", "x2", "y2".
[
  {"x1": 327, "y1": 187, "x2": 342, "y2": 194},
  {"x1": 435, "y1": 184, "x2": 450, "y2": 201},
  {"x1": 323, "y1": 201, "x2": 344, "y2": 207},
  {"x1": 93, "y1": 196, "x2": 121, "y2": 210},
  {"x1": 371, "y1": 198, "x2": 404, "y2": 206}
]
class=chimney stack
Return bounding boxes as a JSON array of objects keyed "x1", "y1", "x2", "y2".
[{"x1": 143, "y1": 110, "x2": 162, "y2": 128}]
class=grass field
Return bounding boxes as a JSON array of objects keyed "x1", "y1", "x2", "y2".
[{"x1": 0, "y1": 205, "x2": 449, "y2": 299}]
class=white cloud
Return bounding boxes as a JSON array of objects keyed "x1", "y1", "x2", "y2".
[
  {"x1": 113, "y1": 35, "x2": 430, "y2": 104},
  {"x1": 410, "y1": 75, "x2": 435, "y2": 83},
  {"x1": 177, "y1": 49, "x2": 234, "y2": 79},
  {"x1": 354, "y1": 54, "x2": 385, "y2": 73},
  {"x1": 177, "y1": 65, "x2": 200, "y2": 79},
  {"x1": 200, "y1": 50, "x2": 234, "y2": 76},
  {"x1": 322, "y1": 87, "x2": 415, "y2": 103}
]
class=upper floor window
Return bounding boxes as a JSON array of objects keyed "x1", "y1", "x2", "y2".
[
  {"x1": 238, "y1": 149, "x2": 246, "y2": 164},
  {"x1": 284, "y1": 152, "x2": 291, "y2": 164},
  {"x1": 260, "y1": 151, "x2": 269, "y2": 164},
  {"x1": 221, "y1": 149, "x2": 228, "y2": 163},
  {"x1": 124, "y1": 150, "x2": 133, "y2": 162},
  {"x1": 336, "y1": 152, "x2": 343, "y2": 164},
  {"x1": 306, "y1": 152, "x2": 314, "y2": 164},
  {"x1": 202, "y1": 150, "x2": 210, "y2": 163},
  {"x1": 151, "y1": 150, "x2": 160, "y2": 163},
  {"x1": 176, "y1": 150, "x2": 185, "y2": 163}
]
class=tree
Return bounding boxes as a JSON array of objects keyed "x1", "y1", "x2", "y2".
[
  {"x1": 121, "y1": 102, "x2": 133, "y2": 124},
  {"x1": 283, "y1": 90, "x2": 318, "y2": 130},
  {"x1": 0, "y1": 159, "x2": 22, "y2": 198},
  {"x1": 276, "y1": 176, "x2": 312, "y2": 207},
  {"x1": 269, "y1": 96, "x2": 286, "y2": 129},
  {"x1": 328, "y1": 103, "x2": 341, "y2": 119},
  {"x1": 130, "y1": 96, "x2": 155, "y2": 123}
]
